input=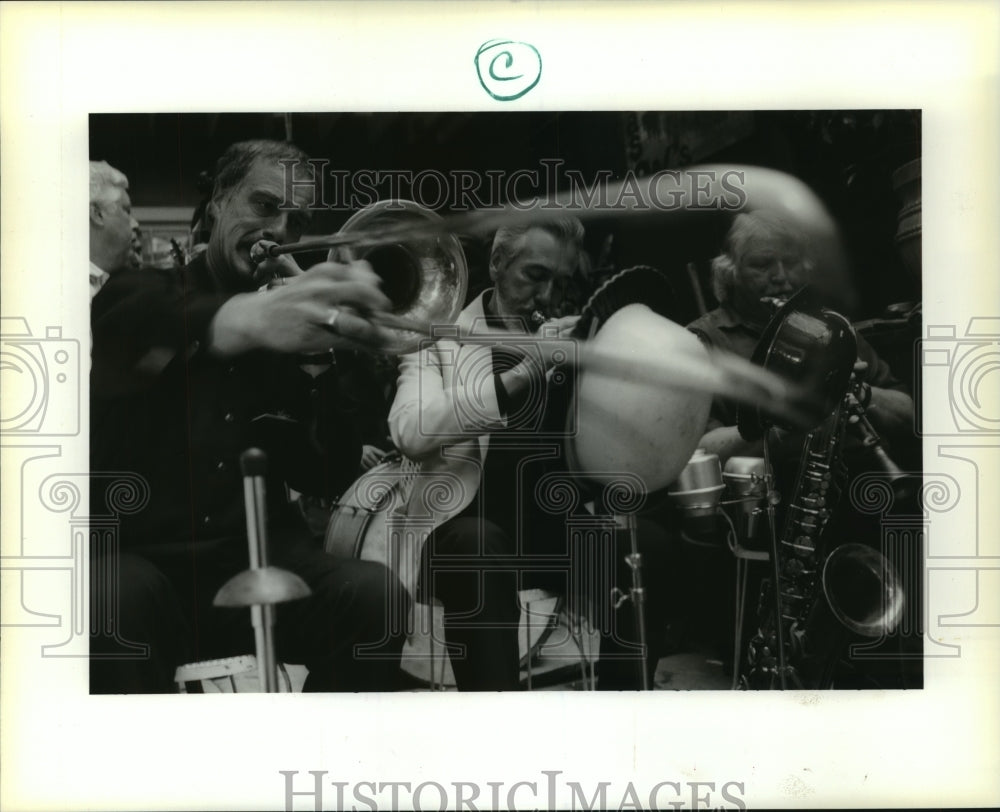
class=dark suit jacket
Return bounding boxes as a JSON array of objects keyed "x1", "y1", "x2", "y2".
[{"x1": 90, "y1": 255, "x2": 361, "y2": 552}]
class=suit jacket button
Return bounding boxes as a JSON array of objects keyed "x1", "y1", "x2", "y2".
[{"x1": 224, "y1": 412, "x2": 235, "y2": 423}]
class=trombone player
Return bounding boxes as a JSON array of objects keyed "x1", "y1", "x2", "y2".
[{"x1": 90, "y1": 139, "x2": 410, "y2": 692}]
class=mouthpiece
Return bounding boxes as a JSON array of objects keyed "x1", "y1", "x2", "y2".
[
  {"x1": 759, "y1": 296, "x2": 788, "y2": 314},
  {"x1": 250, "y1": 241, "x2": 274, "y2": 268}
]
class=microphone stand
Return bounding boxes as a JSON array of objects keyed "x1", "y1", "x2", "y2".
[
  {"x1": 762, "y1": 435, "x2": 792, "y2": 690},
  {"x1": 214, "y1": 449, "x2": 311, "y2": 692},
  {"x1": 610, "y1": 512, "x2": 650, "y2": 690},
  {"x1": 625, "y1": 513, "x2": 650, "y2": 690}
]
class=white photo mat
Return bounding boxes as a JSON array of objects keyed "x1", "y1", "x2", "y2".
[{"x1": 1, "y1": 2, "x2": 998, "y2": 809}]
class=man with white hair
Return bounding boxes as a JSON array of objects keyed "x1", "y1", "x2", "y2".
[
  {"x1": 688, "y1": 210, "x2": 912, "y2": 463},
  {"x1": 686, "y1": 210, "x2": 919, "y2": 689},
  {"x1": 389, "y1": 220, "x2": 673, "y2": 690},
  {"x1": 89, "y1": 160, "x2": 138, "y2": 297}
]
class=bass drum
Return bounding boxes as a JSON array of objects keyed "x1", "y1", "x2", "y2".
[{"x1": 324, "y1": 457, "x2": 570, "y2": 689}]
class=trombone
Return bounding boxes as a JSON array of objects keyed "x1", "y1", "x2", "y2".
[{"x1": 249, "y1": 164, "x2": 844, "y2": 426}]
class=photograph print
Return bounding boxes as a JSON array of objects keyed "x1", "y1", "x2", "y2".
[{"x1": 87, "y1": 109, "x2": 924, "y2": 696}]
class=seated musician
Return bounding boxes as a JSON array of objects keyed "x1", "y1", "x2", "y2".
[
  {"x1": 687, "y1": 210, "x2": 913, "y2": 463},
  {"x1": 388, "y1": 219, "x2": 670, "y2": 690},
  {"x1": 90, "y1": 140, "x2": 410, "y2": 692},
  {"x1": 686, "y1": 210, "x2": 917, "y2": 687}
]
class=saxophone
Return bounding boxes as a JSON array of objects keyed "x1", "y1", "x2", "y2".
[
  {"x1": 740, "y1": 293, "x2": 905, "y2": 690},
  {"x1": 743, "y1": 400, "x2": 849, "y2": 689}
]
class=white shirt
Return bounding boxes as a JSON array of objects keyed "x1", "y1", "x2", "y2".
[{"x1": 89, "y1": 261, "x2": 109, "y2": 300}]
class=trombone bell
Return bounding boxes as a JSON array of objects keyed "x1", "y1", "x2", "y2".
[{"x1": 329, "y1": 199, "x2": 469, "y2": 354}]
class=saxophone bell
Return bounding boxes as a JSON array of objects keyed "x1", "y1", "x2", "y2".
[{"x1": 822, "y1": 543, "x2": 905, "y2": 638}]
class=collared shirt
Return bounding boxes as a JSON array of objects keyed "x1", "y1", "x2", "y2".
[
  {"x1": 687, "y1": 305, "x2": 909, "y2": 431},
  {"x1": 454, "y1": 289, "x2": 545, "y2": 537},
  {"x1": 89, "y1": 261, "x2": 109, "y2": 299}
]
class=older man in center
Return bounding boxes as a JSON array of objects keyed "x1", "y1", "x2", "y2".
[{"x1": 389, "y1": 219, "x2": 668, "y2": 690}]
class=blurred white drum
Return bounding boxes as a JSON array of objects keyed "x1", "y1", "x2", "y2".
[{"x1": 569, "y1": 304, "x2": 712, "y2": 493}]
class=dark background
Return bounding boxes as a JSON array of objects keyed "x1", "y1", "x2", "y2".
[{"x1": 90, "y1": 110, "x2": 921, "y2": 325}]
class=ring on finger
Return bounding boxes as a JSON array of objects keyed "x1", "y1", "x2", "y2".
[{"x1": 326, "y1": 307, "x2": 342, "y2": 332}]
